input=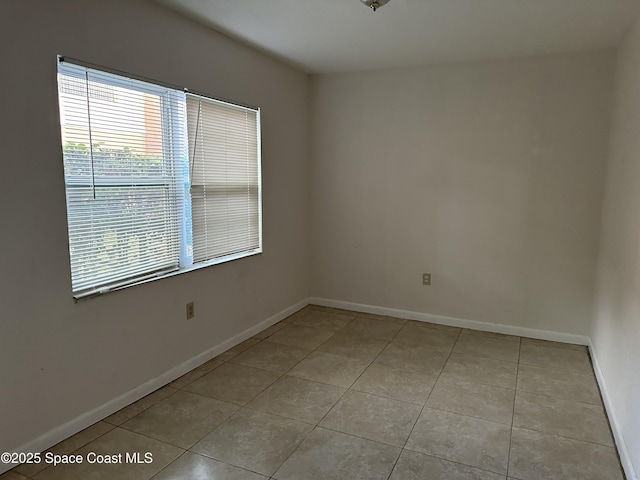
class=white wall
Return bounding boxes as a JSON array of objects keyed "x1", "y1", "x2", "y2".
[
  {"x1": 0, "y1": 0, "x2": 630, "y2": 466},
  {"x1": 0, "y1": 0, "x2": 309, "y2": 453},
  {"x1": 311, "y1": 51, "x2": 614, "y2": 335},
  {"x1": 592, "y1": 16, "x2": 640, "y2": 480}
]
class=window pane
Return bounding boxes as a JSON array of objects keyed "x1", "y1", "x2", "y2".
[{"x1": 57, "y1": 61, "x2": 187, "y2": 296}]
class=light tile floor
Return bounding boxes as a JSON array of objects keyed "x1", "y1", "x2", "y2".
[{"x1": 2, "y1": 305, "x2": 625, "y2": 480}]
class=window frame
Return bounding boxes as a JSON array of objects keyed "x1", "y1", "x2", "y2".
[{"x1": 56, "y1": 56, "x2": 263, "y2": 300}]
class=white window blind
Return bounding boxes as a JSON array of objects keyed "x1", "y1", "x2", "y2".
[
  {"x1": 57, "y1": 59, "x2": 262, "y2": 299},
  {"x1": 186, "y1": 94, "x2": 261, "y2": 263},
  {"x1": 58, "y1": 62, "x2": 188, "y2": 297}
]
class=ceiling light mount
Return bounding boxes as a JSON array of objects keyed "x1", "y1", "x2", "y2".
[{"x1": 360, "y1": 0, "x2": 390, "y2": 12}]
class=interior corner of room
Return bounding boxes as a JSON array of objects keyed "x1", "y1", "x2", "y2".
[{"x1": 1, "y1": 0, "x2": 639, "y2": 479}]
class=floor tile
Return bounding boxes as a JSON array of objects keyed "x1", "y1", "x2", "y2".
[
  {"x1": 351, "y1": 363, "x2": 436, "y2": 405},
  {"x1": 226, "y1": 338, "x2": 263, "y2": 356},
  {"x1": 280, "y1": 310, "x2": 300, "y2": 323},
  {"x1": 441, "y1": 353, "x2": 517, "y2": 388},
  {"x1": 246, "y1": 376, "x2": 345, "y2": 424},
  {"x1": 516, "y1": 364, "x2": 601, "y2": 405},
  {"x1": 104, "y1": 386, "x2": 178, "y2": 425},
  {"x1": 406, "y1": 408, "x2": 511, "y2": 475},
  {"x1": 16, "y1": 421, "x2": 114, "y2": 477},
  {"x1": 341, "y1": 317, "x2": 405, "y2": 340},
  {"x1": 390, "y1": 450, "x2": 506, "y2": 480},
  {"x1": 230, "y1": 341, "x2": 309, "y2": 373},
  {"x1": 288, "y1": 351, "x2": 369, "y2": 388},
  {"x1": 461, "y1": 329, "x2": 520, "y2": 343},
  {"x1": 520, "y1": 337, "x2": 587, "y2": 351},
  {"x1": 169, "y1": 366, "x2": 217, "y2": 390},
  {"x1": 290, "y1": 309, "x2": 355, "y2": 332},
  {"x1": 121, "y1": 390, "x2": 238, "y2": 448},
  {"x1": 453, "y1": 333, "x2": 520, "y2": 362},
  {"x1": 196, "y1": 354, "x2": 229, "y2": 372},
  {"x1": 184, "y1": 363, "x2": 280, "y2": 406},
  {"x1": 219, "y1": 349, "x2": 245, "y2": 362},
  {"x1": 273, "y1": 427, "x2": 401, "y2": 480},
  {"x1": 357, "y1": 312, "x2": 408, "y2": 325},
  {"x1": 152, "y1": 451, "x2": 268, "y2": 479},
  {"x1": 509, "y1": 427, "x2": 624, "y2": 480},
  {"x1": 318, "y1": 332, "x2": 389, "y2": 362},
  {"x1": 252, "y1": 322, "x2": 288, "y2": 340},
  {"x1": 267, "y1": 324, "x2": 334, "y2": 350},
  {"x1": 169, "y1": 356, "x2": 227, "y2": 389},
  {"x1": 392, "y1": 324, "x2": 459, "y2": 352},
  {"x1": 320, "y1": 390, "x2": 421, "y2": 447},
  {"x1": 33, "y1": 428, "x2": 183, "y2": 480},
  {"x1": 513, "y1": 391, "x2": 613, "y2": 446},
  {"x1": 519, "y1": 342, "x2": 593, "y2": 374},
  {"x1": 192, "y1": 409, "x2": 313, "y2": 477},
  {"x1": 427, "y1": 377, "x2": 515, "y2": 424},
  {"x1": 49, "y1": 421, "x2": 115, "y2": 454},
  {"x1": 0, "y1": 471, "x2": 30, "y2": 480},
  {"x1": 375, "y1": 343, "x2": 450, "y2": 375},
  {"x1": 408, "y1": 320, "x2": 462, "y2": 334},
  {"x1": 308, "y1": 304, "x2": 361, "y2": 317}
]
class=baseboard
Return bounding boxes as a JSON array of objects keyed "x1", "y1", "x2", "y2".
[
  {"x1": 0, "y1": 298, "x2": 308, "y2": 475},
  {"x1": 589, "y1": 339, "x2": 638, "y2": 480},
  {"x1": 309, "y1": 297, "x2": 590, "y2": 345}
]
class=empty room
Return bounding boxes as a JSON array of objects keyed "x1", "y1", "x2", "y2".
[{"x1": 1, "y1": 0, "x2": 639, "y2": 479}]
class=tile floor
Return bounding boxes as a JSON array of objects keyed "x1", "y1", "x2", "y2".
[{"x1": 2, "y1": 305, "x2": 625, "y2": 480}]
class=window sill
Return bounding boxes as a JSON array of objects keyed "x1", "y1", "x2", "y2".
[{"x1": 73, "y1": 248, "x2": 263, "y2": 302}]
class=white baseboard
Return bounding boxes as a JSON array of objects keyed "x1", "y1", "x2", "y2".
[
  {"x1": 0, "y1": 298, "x2": 308, "y2": 475},
  {"x1": 589, "y1": 339, "x2": 638, "y2": 480},
  {"x1": 309, "y1": 297, "x2": 590, "y2": 345}
]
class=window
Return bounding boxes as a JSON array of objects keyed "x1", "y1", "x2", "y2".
[{"x1": 57, "y1": 59, "x2": 262, "y2": 299}]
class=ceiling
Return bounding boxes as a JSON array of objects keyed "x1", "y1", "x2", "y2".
[{"x1": 158, "y1": 0, "x2": 640, "y2": 73}]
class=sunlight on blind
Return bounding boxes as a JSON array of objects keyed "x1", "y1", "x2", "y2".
[{"x1": 186, "y1": 94, "x2": 261, "y2": 263}]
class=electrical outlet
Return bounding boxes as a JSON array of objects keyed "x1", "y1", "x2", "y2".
[
  {"x1": 186, "y1": 302, "x2": 195, "y2": 319},
  {"x1": 422, "y1": 273, "x2": 432, "y2": 286}
]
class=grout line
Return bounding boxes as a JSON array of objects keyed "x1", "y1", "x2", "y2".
[
  {"x1": 248, "y1": 308, "x2": 377, "y2": 477},
  {"x1": 186, "y1": 445, "x2": 270, "y2": 477},
  {"x1": 516, "y1": 360, "x2": 596, "y2": 377},
  {"x1": 401, "y1": 445, "x2": 512, "y2": 477},
  {"x1": 418, "y1": 404, "x2": 513, "y2": 427},
  {"x1": 506, "y1": 336, "x2": 522, "y2": 478},
  {"x1": 108, "y1": 426, "x2": 189, "y2": 453},
  {"x1": 114, "y1": 315, "x2": 322, "y2": 479},
  {"x1": 346, "y1": 386, "x2": 426, "y2": 406},
  {"x1": 12, "y1": 420, "x2": 120, "y2": 479},
  {"x1": 445, "y1": 350, "x2": 519, "y2": 365},
  {"x1": 147, "y1": 449, "x2": 190, "y2": 480},
  {"x1": 348, "y1": 319, "x2": 412, "y2": 480},
  {"x1": 509, "y1": 425, "x2": 619, "y2": 449},
  {"x1": 384, "y1": 327, "x2": 464, "y2": 480},
  {"x1": 514, "y1": 384, "x2": 603, "y2": 407},
  {"x1": 513, "y1": 388, "x2": 606, "y2": 408},
  {"x1": 271, "y1": 312, "x2": 409, "y2": 478}
]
